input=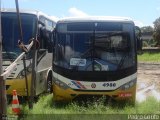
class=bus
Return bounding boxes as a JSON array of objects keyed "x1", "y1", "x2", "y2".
[
  {"x1": 52, "y1": 16, "x2": 141, "y2": 103},
  {"x1": 1, "y1": 9, "x2": 56, "y2": 98}
]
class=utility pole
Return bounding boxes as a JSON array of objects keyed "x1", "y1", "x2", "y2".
[{"x1": 0, "y1": 0, "x2": 7, "y2": 117}]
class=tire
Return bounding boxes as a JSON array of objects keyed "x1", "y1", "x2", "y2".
[{"x1": 47, "y1": 72, "x2": 53, "y2": 93}]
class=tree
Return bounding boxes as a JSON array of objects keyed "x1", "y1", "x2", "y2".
[
  {"x1": 141, "y1": 26, "x2": 154, "y2": 33},
  {"x1": 153, "y1": 17, "x2": 160, "y2": 46},
  {"x1": 140, "y1": 26, "x2": 155, "y2": 47}
]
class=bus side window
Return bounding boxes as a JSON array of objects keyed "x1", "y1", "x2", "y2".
[
  {"x1": 39, "y1": 16, "x2": 46, "y2": 49},
  {"x1": 45, "y1": 19, "x2": 54, "y2": 52},
  {"x1": 39, "y1": 16, "x2": 54, "y2": 52}
]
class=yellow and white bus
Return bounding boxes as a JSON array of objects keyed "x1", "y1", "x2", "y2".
[
  {"x1": 1, "y1": 9, "x2": 56, "y2": 98},
  {"x1": 52, "y1": 16, "x2": 141, "y2": 104}
]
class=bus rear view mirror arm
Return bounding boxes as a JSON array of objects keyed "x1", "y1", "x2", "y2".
[{"x1": 135, "y1": 26, "x2": 142, "y2": 51}]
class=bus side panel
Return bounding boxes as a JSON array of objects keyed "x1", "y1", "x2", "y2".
[
  {"x1": 36, "y1": 52, "x2": 52, "y2": 95},
  {"x1": 6, "y1": 74, "x2": 32, "y2": 96}
]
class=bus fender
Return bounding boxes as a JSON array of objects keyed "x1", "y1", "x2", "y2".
[{"x1": 46, "y1": 68, "x2": 53, "y2": 93}]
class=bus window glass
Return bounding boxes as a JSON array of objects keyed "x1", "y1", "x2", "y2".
[
  {"x1": 45, "y1": 19, "x2": 53, "y2": 31},
  {"x1": 55, "y1": 22, "x2": 135, "y2": 71},
  {"x1": 2, "y1": 13, "x2": 37, "y2": 58}
]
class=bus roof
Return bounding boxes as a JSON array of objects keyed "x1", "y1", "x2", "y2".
[
  {"x1": 58, "y1": 16, "x2": 134, "y2": 24},
  {"x1": 1, "y1": 8, "x2": 56, "y2": 22}
]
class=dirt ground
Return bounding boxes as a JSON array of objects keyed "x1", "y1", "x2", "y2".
[{"x1": 137, "y1": 62, "x2": 160, "y2": 102}]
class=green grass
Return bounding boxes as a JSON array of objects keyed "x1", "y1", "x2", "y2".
[
  {"x1": 138, "y1": 52, "x2": 160, "y2": 62},
  {"x1": 7, "y1": 94, "x2": 160, "y2": 120},
  {"x1": 8, "y1": 94, "x2": 160, "y2": 114},
  {"x1": 22, "y1": 94, "x2": 159, "y2": 114},
  {"x1": 8, "y1": 94, "x2": 160, "y2": 120}
]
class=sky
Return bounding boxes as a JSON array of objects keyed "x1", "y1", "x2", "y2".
[{"x1": 1, "y1": 0, "x2": 160, "y2": 27}]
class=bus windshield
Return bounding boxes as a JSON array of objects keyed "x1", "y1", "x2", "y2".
[
  {"x1": 54, "y1": 22, "x2": 135, "y2": 71},
  {"x1": 2, "y1": 13, "x2": 37, "y2": 60}
]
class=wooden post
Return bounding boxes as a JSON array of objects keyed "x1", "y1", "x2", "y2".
[
  {"x1": 0, "y1": 0, "x2": 7, "y2": 117},
  {"x1": 30, "y1": 41, "x2": 37, "y2": 109},
  {"x1": 15, "y1": 0, "x2": 33, "y2": 109}
]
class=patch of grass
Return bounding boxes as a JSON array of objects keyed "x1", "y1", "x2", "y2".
[
  {"x1": 138, "y1": 52, "x2": 160, "y2": 62},
  {"x1": 18, "y1": 94, "x2": 160, "y2": 115},
  {"x1": 7, "y1": 95, "x2": 160, "y2": 120},
  {"x1": 135, "y1": 97, "x2": 160, "y2": 114}
]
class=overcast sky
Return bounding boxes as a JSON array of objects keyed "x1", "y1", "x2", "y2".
[{"x1": 1, "y1": 0, "x2": 160, "y2": 27}]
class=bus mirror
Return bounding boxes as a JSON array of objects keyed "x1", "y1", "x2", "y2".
[
  {"x1": 137, "y1": 38, "x2": 142, "y2": 52},
  {"x1": 52, "y1": 29, "x2": 56, "y2": 53},
  {"x1": 38, "y1": 21, "x2": 45, "y2": 27},
  {"x1": 39, "y1": 23, "x2": 53, "y2": 52},
  {"x1": 39, "y1": 26, "x2": 50, "y2": 41},
  {"x1": 38, "y1": 21, "x2": 48, "y2": 39},
  {"x1": 135, "y1": 26, "x2": 141, "y2": 37},
  {"x1": 53, "y1": 29, "x2": 56, "y2": 40},
  {"x1": 135, "y1": 26, "x2": 142, "y2": 51}
]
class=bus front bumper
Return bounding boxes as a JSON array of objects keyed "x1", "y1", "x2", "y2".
[{"x1": 52, "y1": 84, "x2": 136, "y2": 103}]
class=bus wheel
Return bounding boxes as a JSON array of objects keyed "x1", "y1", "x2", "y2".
[{"x1": 47, "y1": 73, "x2": 52, "y2": 93}]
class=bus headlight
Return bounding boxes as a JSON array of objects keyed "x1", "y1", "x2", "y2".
[
  {"x1": 120, "y1": 79, "x2": 136, "y2": 90},
  {"x1": 129, "y1": 81, "x2": 134, "y2": 87},
  {"x1": 124, "y1": 85, "x2": 130, "y2": 89},
  {"x1": 53, "y1": 78, "x2": 69, "y2": 90}
]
